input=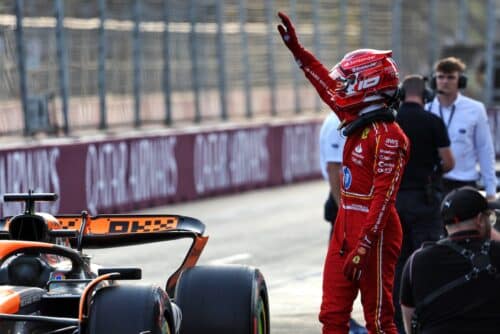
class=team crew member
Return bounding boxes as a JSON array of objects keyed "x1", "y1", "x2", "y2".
[
  {"x1": 277, "y1": 12, "x2": 409, "y2": 334},
  {"x1": 400, "y1": 187, "x2": 500, "y2": 334},
  {"x1": 319, "y1": 112, "x2": 346, "y2": 238},
  {"x1": 426, "y1": 57, "x2": 497, "y2": 200},
  {"x1": 393, "y1": 75, "x2": 454, "y2": 333}
]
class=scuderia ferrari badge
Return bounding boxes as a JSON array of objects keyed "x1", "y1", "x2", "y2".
[
  {"x1": 352, "y1": 255, "x2": 361, "y2": 264},
  {"x1": 361, "y1": 127, "x2": 370, "y2": 139}
]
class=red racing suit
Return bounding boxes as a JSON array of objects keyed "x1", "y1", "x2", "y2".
[{"x1": 296, "y1": 50, "x2": 409, "y2": 333}]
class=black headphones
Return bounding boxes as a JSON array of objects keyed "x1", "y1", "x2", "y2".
[
  {"x1": 399, "y1": 77, "x2": 435, "y2": 104},
  {"x1": 430, "y1": 73, "x2": 468, "y2": 90}
]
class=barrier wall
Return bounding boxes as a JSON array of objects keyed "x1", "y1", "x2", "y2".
[
  {"x1": 3, "y1": 108, "x2": 499, "y2": 217},
  {"x1": 0, "y1": 118, "x2": 323, "y2": 216}
]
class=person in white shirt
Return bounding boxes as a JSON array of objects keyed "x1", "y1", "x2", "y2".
[
  {"x1": 319, "y1": 112, "x2": 346, "y2": 238},
  {"x1": 426, "y1": 57, "x2": 497, "y2": 200}
]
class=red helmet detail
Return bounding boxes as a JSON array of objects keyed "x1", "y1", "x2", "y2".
[{"x1": 329, "y1": 49, "x2": 399, "y2": 114}]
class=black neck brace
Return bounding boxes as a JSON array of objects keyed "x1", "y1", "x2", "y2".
[{"x1": 342, "y1": 107, "x2": 396, "y2": 137}]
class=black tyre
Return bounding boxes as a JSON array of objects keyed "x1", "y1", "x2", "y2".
[
  {"x1": 175, "y1": 265, "x2": 269, "y2": 334},
  {"x1": 87, "y1": 284, "x2": 174, "y2": 334}
]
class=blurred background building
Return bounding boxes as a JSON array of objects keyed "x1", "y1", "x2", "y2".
[{"x1": 0, "y1": 0, "x2": 499, "y2": 137}]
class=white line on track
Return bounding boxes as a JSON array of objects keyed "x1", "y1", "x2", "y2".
[{"x1": 208, "y1": 253, "x2": 252, "y2": 265}]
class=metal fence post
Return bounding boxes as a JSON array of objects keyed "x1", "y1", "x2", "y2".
[
  {"x1": 391, "y1": 0, "x2": 402, "y2": 64},
  {"x1": 133, "y1": 0, "x2": 142, "y2": 127},
  {"x1": 163, "y1": 0, "x2": 172, "y2": 125},
  {"x1": 265, "y1": 0, "x2": 277, "y2": 116},
  {"x1": 457, "y1": 0, "x2": 468, "y2": 43},
  {"x1": 239, "y1": 0, "x2": 252, "y2": 119},
  {"x1": 290, "y1": 0, "x2": 300, "y2": 114},
  {"x1": 55, "y1": 0, "x2": 70, "y2": 134},
  {"x1": 189, "y1": 0, "x2": 201, "y2": 123},
  {"x1": 216, "y1": 0, "x2": 228, "y2": 120},
  {"x1": 484, "y1": 0, "x2": 496, "y2": 107},
  {"x1": 98, "y1": 0, "x2": 107, "y2": 129},
  {"x1": 360, "y1": 0, "x2": 369, "y2": 48},
  {"x1": 312, "y1": 0, "x2": 321, "y2": 112},
  {"x1": 339, "y1": 0, "x2": 347, "y2": 57},
  {"x1": 428, "y1": 0, "x2": 438, "y2": 72},
  {"x1": 15, "y1": 0, "x2": 29, "y2": 136}
]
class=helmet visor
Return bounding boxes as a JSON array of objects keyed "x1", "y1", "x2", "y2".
[{"x1": 329, "y1": 67, "x2": 351, "y2": 92}]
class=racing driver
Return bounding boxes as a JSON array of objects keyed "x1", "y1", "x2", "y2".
[{"x1": 277, "y1": 12, "x2": 409, "y2": 334}]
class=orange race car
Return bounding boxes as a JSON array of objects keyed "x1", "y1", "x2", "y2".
[{"x1": 0, "y1": 192, "x2": 269, "y2": 334}]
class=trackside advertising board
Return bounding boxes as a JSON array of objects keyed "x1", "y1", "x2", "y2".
[{"x1": 0, "y1": 119, "x2": 323, "y2": 216}]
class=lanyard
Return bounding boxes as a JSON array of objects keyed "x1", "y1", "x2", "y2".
[{"x1": 439, "y1": 104, "x2": 456, "y2": 129}]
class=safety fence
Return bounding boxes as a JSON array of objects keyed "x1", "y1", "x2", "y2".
[{"x1": 0, "y1": 0, "x2": 496, "y2": 136}]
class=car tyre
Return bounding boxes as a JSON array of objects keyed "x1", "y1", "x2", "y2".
[
  {"x1": 87, "y1": 285, "x2": 174, "y2": 334},
  {"x1": 175, "y1": 265, "x2": 269, "y2": 334}
]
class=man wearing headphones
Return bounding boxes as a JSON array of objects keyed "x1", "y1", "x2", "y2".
[
  {"x1": 400, "y1": 186, "x2": 500, "y2": 334},
  {"x1": 426, "y1": 57, "x2": 497, "y2": 200},
  {"x1": 393, "y1": 75, "x2": 455, "y2": 333}
]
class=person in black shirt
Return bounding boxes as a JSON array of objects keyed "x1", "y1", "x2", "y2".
[
  {"x1": 393, "y1": 75, "x2": 455, "y2": 333},
  {"x1": 400, "y1": 186, "x2": 500, "y2": 334}
]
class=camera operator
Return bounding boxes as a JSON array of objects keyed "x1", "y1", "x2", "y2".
[{"x1": 400, "y1": 187, "x2": 500, "y2": 334}]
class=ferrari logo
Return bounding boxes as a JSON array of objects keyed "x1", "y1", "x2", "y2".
[
  {"x1": 361, "y1": 128, "x2": 370, "y2": 139},
  {"x1": 352, "y1": 255, "x2": 360, "y2": 264}
]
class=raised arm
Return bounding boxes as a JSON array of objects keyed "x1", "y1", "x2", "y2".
[{"x1": 277, "y1": 12, "x2": 342, "y2": 120}]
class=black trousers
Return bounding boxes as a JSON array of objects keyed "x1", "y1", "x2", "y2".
[
  {"x1": 324, "y1": 192, "x2": 338, "y2": 223},
  {"x1": 324, "y1": 192, "x2": 338, "y2": 240},
  {"x1": 442, "y1": 178, "x2": 477, "y2": 196},
  {"x1": 393, "y1": 189, "x2": 445, "y2": 334}
]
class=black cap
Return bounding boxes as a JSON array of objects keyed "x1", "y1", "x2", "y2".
[{"x1": 441, "y1": 186, "x2": 500, "y2": 225}]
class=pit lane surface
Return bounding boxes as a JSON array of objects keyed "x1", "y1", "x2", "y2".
[{"x1": 87, "y1": 180, "x2": 364, "y2": 333}]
